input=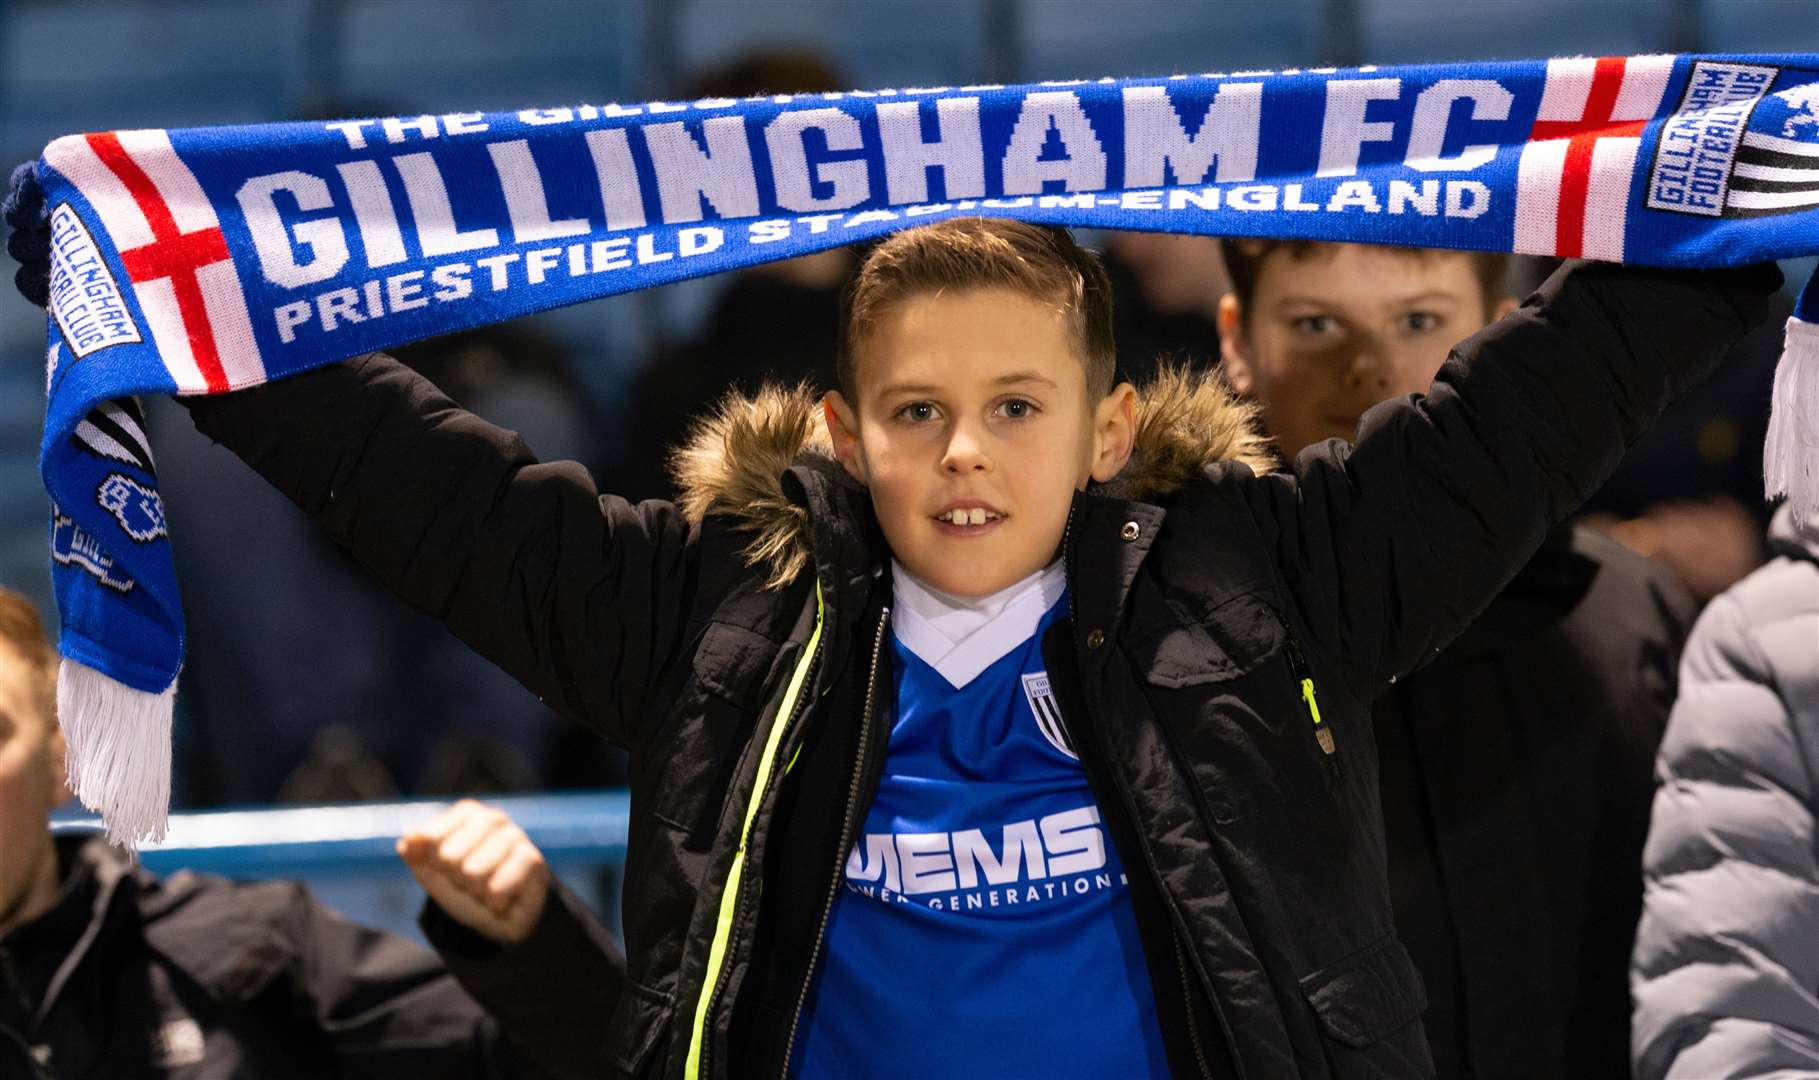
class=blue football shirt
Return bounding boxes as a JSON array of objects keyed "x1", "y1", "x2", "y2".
[{"x1": 789, "y1": 565, "x2": 1170, "y2": 1078}]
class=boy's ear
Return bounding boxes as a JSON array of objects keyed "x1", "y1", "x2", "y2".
[
  {"x1": 1216, "y1": 294, "x2": 1255, "y2": 397},
  {"x1": 1089, "y1": 383, "x2": 1138, "y2": 485},
  {"x1": 1491, "y1": 295, "x2": 1519, "y2": 322},
  {"x1": 821, "y1": 392, "x2": 868, "y2": 485}
]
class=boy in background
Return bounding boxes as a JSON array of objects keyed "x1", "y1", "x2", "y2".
[
  {"x1": 1218, "y1": 239, "x2": 1701, "y2": 1078},
  {"x1": 7, "y1": 191, "x2": 1776, "y2": 1075}
]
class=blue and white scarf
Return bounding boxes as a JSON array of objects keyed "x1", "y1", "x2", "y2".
[{"x1": 30, "y1": 54, "x2": 1819, "y2": 843}]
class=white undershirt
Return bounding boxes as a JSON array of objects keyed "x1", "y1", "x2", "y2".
[{"x1": 890, "y1": 558, "x2": 1067, "y2": 689}]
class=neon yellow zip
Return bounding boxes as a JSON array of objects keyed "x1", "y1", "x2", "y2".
[
  {"x1": 684, "y1": 581, "x2": 825, "y2": 1080},
  {"x1": 1299, "y1": 678, "x2": 1324, "y2": 726}
]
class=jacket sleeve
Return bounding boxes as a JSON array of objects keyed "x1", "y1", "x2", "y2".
[
  {"x1": 181, "y1": 351, "x2": 698, "y2": 750},
  {"x1": 1630, "y1": 573, "x2": 1819, "y2": 1079},
  {"x1": 273, "y1": 881, "x2": 554, "y2": 1079},
  {"x1": 419, "y1": 880, "x2": 625, "y2": 1080},
  {"x1": 1244, "y1": 261, "x2": 1779, "y2": 699}
]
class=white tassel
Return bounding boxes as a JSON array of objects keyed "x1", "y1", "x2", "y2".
[
  {"x1": 57, "y1": 657, "x2": 173, "y2": 848},
  {"x1": 1765, "y1": 315, "x2": 1819, "y2": 531}
]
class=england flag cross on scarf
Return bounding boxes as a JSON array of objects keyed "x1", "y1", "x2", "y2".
[
  {"x1": 53, "y1": 130, "x2": 265, "y2": 391},
  {"x1": 23, "y1": 53, "x2": 1819, "y2": 844},
  {"x1": 1514, "y1": 55, "x2": 1676, "y2": 260}
]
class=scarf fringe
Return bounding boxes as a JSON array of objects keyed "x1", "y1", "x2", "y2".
[
  {"x1": 1766, "y1": 314, "x2": 1819, "y2": 531},
  {"x1": 58, "y1": 657, "x2": 172, "y2": 847}
]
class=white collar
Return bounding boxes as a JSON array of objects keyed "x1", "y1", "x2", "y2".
[{"x1": 890, "y1": 559, "x2": 1066, "y2": 689}]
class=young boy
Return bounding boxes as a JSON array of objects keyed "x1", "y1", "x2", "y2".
[
  {"x1": 12, "y1": 212, "x2": 1775, "y2": 1076},
  {"x1": 1217, "y1": 240, "x2": 1702, "y2": 1078},
  {"x1": 1213, "y1": 241, "x2": 1515, "y2": 461}
]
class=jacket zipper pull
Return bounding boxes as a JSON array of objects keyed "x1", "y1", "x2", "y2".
[{"x1": 1283, "y1": 637, "x2": 1336, "y2": 756}]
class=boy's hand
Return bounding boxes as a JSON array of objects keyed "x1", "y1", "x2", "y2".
[
  {"x1": 398, "y1": 799, "x2": 550, "y2": 946},
  {"x1": 4, "y1": 161, "x2": 50, "y2": 308}
]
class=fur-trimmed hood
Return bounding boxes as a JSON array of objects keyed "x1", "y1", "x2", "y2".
[{"x1": 668, "y1": 366, "x2": 1276, "y2": 589}]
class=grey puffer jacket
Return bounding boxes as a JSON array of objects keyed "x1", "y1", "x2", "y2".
[{"x1": 1632, "y1": 504, "x2": 1819, "y2": 1079}]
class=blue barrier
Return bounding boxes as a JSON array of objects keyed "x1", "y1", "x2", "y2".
[
  {"x1": 51, "y1": 790, "x2": 632, "y2": 946},
  {"x1": 55, "y1": 789, "x2": 630, "y2": 874}
]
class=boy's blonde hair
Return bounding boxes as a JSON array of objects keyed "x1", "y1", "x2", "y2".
[
  {"x1": 840, "y1": 219, "x2": 1117, "y2": 399},
  {"x1": 0, "y1": 588, "x2": 56, "y2": 730}
]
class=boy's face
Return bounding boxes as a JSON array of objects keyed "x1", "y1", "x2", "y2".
[
  {"x1": 825, "y1": 287, "x2": 1134, "y2": 598},
  {"x1": 0, "y1": 646, "x2": 64, "y2": 930},
  {"x1": 1218, "y1": 245, "x2": 1515, "y2": 460}
]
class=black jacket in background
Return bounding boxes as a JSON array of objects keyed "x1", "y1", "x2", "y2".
[
  {"x1": 1377, "y1": 524, "x2": 1696, "y2": 1079},
  {"x1": 0, "y1": 833, "x2": 582, "y2": 1080}
]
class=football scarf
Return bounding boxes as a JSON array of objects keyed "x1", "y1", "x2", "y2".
[{"x1": 27, "y1": 54, "x2": 1819, "y2": 843}]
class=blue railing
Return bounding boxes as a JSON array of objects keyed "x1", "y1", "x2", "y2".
[
  {"x1": 51, "y1": 790, "x2": 632, "y2": 945},
  {"x1": 55, "y1": 789, "x2": 630, "y2": 874}
]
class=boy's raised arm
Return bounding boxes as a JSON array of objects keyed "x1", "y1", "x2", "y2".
[
  {"x1": 2, "y1": 160, "x2": 690, "y2": 748},
  {"x1": 1251, "y1": 260, "x2": 1779, "y2": 698},
  {"x1": 180, "y1": 353, "x2": 698, "y2": 750}
]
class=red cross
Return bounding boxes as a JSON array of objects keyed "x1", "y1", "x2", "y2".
[
  {"x1": 1529, "y1": 56, "x2": 1646, "y2": 260},
  {"x1": 86, "y1": 131, "x2": 231, "y2": 392}
]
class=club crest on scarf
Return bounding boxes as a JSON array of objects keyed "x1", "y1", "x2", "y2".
[{"x1": 1647, "y1": 61, "x2": 1819, "y2": 219}]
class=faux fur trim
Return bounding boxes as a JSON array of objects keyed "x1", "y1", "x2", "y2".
[
  {"x1": 1117, "y1": 363, "x2": 1277, "y2": 500},
  {"x1": 668, "y1": 365, "x2": 1275, "y2": 589},
  {"x1": 670, "y1": 382, "x2": 830, "y2": 591}
]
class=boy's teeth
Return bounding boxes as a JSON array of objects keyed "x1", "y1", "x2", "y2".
[
  {"x1": 968, "y1": 507, "x2": 986, "y2": 525},
  {"x1": 943, "y1": 508, "x2": 997, "y2": 524}
]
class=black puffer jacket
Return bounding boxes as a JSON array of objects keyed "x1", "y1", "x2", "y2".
[
  {"x1": 0, "y1": 833, "x2": 577, "y2": 1079},
  {"x1": 182, "y1": 261, "x2": 1777, "y2": 1078}
]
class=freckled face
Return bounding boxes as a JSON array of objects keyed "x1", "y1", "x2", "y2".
[
  {"x1": 838, "y1": 288, "x2": 1106, "y2": 598},
  {"x1": 1221, "y1": 246, "x2": 1501, "y2": 460}
]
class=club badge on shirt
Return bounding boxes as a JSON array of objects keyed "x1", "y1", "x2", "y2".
[{"x1": 1021, "y1": 671, "x2": 1077, "y2": 759}]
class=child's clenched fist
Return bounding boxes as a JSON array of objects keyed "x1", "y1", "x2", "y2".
[{"x1": 398, "y1": 799, "x2": 549, "y2": 946}]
